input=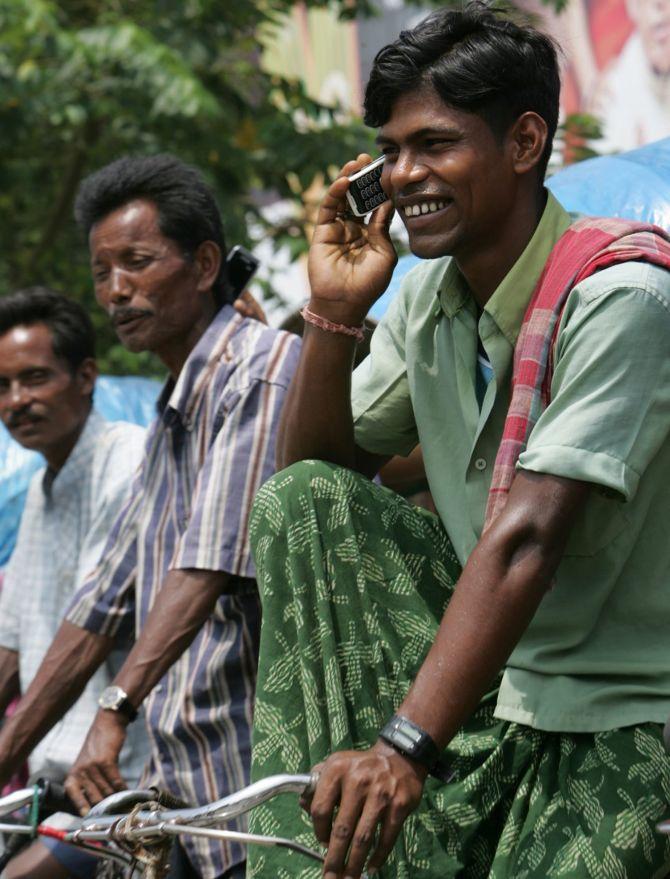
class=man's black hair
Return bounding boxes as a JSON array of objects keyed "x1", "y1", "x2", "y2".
[
  {"x1": 364, "y1": 2, "x2": 560, "y2": 178},
  {"x1": 0, "y1": 286, "x2": 96, "y2": 372},
  {"x1": 74, "y1": 154, "x2": 230, "y2": 305}
]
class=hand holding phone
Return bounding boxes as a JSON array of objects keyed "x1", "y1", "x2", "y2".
[
  {"x1": 307, "y1": 154, "x2": 396, "y2": 322},
  {"x1": 345, "y1": 156, "x2": 389, "y2": 217}
]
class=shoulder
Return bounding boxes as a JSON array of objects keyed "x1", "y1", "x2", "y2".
[
  {"x1": 569, "y1": 261, "x2": 670, "y2": 313},
  {"x1": 556, "y1": 261, "x2": 670, "y2": 358},
  {"x1": 219, "y1": 317, "x2": 301, "y2": 391},
  {"x1": 91, "y1": 418, "x2": 146, "y2": 484}
]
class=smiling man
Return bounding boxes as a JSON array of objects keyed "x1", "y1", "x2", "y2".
[
  {"x1": 0, "y1": 287, "x2": 148, "y2": 879},
  {"x1": 246, "y1": 4, "x2": 670, "y2": 879},
  {"x1": 0, "y1": 156, "x2": 300, "y2": 878}
]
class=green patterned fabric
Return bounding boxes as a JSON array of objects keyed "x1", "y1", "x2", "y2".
[{"x1": 247, "y1": 461, "x2": 670, "y2": 879}]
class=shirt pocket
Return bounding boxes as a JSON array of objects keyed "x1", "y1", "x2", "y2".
[{"x1": 563, "y1": 492, "x2": 629, "y2": 557}]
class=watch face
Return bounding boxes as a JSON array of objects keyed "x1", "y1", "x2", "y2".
[{"x1": 99, "y1": 685, "x2": 125, "y2": 710}]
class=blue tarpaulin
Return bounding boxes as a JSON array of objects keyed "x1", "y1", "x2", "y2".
[{"x1": 0, "y1": 375, "x2": 160, "y2": 567}]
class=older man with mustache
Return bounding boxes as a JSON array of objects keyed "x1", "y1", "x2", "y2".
[{"x1": 0, "y1": 154, "x2": 300, "y2": 879}]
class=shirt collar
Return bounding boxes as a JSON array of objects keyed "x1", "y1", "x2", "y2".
[
  {"x1": 436, "y1": 191, "x2": 573, "y2": 343},
  {"x1": 158, "y1": 305, "x2": 241, "y2": 430},
  {"x1": 42, "y1": 408, "x2": 106, "y2": 498}
]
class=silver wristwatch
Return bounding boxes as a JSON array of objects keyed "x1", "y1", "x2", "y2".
[{"x1": 98, "y1": 685, "x2": 138, "y2": 722}]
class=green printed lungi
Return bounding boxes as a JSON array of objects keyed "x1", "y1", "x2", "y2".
[{"x1": 247, "y1": 460, "x2": 670, "y2": 879}]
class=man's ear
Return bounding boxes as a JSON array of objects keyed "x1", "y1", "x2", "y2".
[
  {"x1": 194, "y1": 241, "x2": 223, "y2": 295},
  {"x1": 509, "y1": 112, "x2": 548, "y2": 176},
  {"x1": 76, "y1": 357, "x2": 98, "y2": 399}
]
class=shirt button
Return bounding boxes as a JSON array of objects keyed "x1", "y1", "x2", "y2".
[{"x1": 475, "y1": 458, "x2": 487, "y2": 471}]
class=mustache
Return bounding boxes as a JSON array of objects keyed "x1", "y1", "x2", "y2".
[
  {"x1": 110, "y1": 307, "x2": 152, "y2": 327},
  {"x1": 7, "y1": 407, "x2": 41, "y2": 429}
]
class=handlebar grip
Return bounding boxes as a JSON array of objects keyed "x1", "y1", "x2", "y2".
[{"x1": 39, "y1": 779, "x2": 78, "y2": 815}]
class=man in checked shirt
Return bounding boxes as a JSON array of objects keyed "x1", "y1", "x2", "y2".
[{"x1": 0, "y1": 154, "x2": 301, "y2": 878}]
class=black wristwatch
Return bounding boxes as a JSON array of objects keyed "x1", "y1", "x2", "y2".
[
  {"x1": 379, "y1": 714, "x2": 452, "y2": 782},
  {"x1": 98, "y1": 686, "x2": 138, "y2": 723}
]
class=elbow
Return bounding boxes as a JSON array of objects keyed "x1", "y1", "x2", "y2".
[{"x1": 481, "y1": 511, "x2": 564, "y2": 599}]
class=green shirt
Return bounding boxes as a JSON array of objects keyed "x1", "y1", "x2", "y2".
[{"x1": 351, "y1": 192, "x2": 670, "y2": 732}]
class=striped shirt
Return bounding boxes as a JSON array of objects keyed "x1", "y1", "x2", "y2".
[{"x1": 67, "y1": 306, "x2": 301, "y2": 876}]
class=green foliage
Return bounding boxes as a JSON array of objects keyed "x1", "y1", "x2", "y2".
[{"x1": 0, "y1": 0, "x2": 373, "y2": 374}]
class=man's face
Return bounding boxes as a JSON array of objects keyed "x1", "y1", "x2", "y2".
[
  {"x1": 630, "y1": 0, "x2": 670, "y2": 74},
  {"x1": 90, "y1": 199, "x2": 209, "y2": 361},
  {"x1": 0, "y1": 323, "x2": 94, "y2": 457},
  {"x1": 377, "y1": 85, "x2": 517, "y2": 260}
]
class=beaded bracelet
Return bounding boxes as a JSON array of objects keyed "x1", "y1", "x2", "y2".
[{"x1": 300, "y1": 305, "x2": 365, "y2": 343}]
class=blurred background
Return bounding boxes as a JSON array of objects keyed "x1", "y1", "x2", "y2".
[{"x1": 1, "y1": 0, "x2": 669, "y2": 376}]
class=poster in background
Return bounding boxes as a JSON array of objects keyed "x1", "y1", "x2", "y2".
[{"x1": 524, "y1": 0, "x2": 670, "y2": 153}]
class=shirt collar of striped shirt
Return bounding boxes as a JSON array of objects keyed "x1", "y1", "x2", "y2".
[{"x1": 156, "y1": 304, "x2": 242, "y2": 430}]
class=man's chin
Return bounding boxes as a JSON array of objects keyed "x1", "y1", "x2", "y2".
[{"x1": 407, "y1": 236, "x2": 456, "y2": 260}]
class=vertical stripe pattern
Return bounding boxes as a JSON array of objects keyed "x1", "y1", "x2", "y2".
[{"x1": 67, "y1": 306, "x2": 301, "y2": 875}]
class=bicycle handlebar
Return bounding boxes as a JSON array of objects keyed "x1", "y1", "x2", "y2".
[
  {"x1": 0, "y1": 773, "x2": 324, "y2": 866},
  {"x1": 79, "y1": 772, "x2": 315, "y2": 831}
]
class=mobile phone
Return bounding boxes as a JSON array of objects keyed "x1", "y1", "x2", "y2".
[
  {"x1": 345, "y1": 156, "x2": 388, "y2": 217},
  {"x1": 226, "y1": 245, "x2": 260, "y2": 299}
]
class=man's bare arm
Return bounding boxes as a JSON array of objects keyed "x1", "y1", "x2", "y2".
[
  {"x1": 65, "y1": 567, "x2": 229, "y2": 811},
  {"x1": 277, "y1": 154, "x2": 396, "y2": 473},
  {"x1": 311, "y1": 470, "x2": 591, "y2": 878},
  {"x1": 0, "y1": 647, "x2": 20, "y2": 717},
  {"x1": 0, "y1": 623, "x2": 114, "y2": 786}
]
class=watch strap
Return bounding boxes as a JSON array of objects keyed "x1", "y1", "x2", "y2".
[{"x1": 115, "y1": 695, "x2": 138, "y2": 723}]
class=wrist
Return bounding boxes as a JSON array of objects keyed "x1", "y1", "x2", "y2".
[
  {"x1": 306, "y1": 298, "x2": 369, "y2": 328},
  {"x1": 373, "y1": 738, "x2": 429, "y2": 781},
  {"x1": 378, "y1": 713, "x2": 452, "y2": 782},
  {"x1": 98, "y1": 685, "x2": 137, "y2": 724}
]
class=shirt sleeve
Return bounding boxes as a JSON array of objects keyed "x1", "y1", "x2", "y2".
[
  {"x1": 66, "y1": 470, "x2": 141, "y2": 639},
  {"x1": 171, "y1": 338, "x2": 300, "y2": 578},
  {"x1": 518, "y1": 263, "x2": 670, "y2": 501},
  {"x1": 352, "y1": 280, "x2": 418, "y2": 457},
  {"x1": 0, "y1": 478, "x2": 40, "y2": 651},
  {"x1": 0, "y1": 558, "x2": 21, "y2": 651}
]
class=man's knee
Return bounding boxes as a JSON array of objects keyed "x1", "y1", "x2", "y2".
[{"x1": 253, "y1": 459, "x2": 350, "y2": 517}]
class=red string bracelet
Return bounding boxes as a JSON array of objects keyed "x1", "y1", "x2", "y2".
[{"x1": 300, "y1": 306, "x2": 365, "y2": 343}]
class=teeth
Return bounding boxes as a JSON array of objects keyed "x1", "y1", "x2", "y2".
[{"x1": 404, "y1": 201, "x2": 447, "y2": 218}]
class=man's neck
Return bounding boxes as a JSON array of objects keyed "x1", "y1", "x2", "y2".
[
  {"x1": 157, "y1": 300, "x2": 219, "y2": 380},
  {"x1": 456, "y1": 189, "x2": 547, "y2": 309},
  {"x1": 43, "y1": 409, "x2": 91, "y2": 474}
]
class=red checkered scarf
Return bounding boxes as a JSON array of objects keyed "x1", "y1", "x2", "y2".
[{"x1": 484, "y1": 216, "x2": 670, "y2": 529}]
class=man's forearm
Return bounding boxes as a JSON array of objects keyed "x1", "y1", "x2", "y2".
[
  {"x1": 397, "y1": 471, "x2": 590, "y2": 750},
  {"x1": 0, "y1": 647, "x2": 20, "y2": 717},
  {"x1": 278, "y1": 323, "x2": 360, "y2": 470},
  {"x1": 0, "y1": 622, "x2": 113, "y2": 775},
  {"x1": 110, "y1": 568, "x2": 226, "y2": 710}
]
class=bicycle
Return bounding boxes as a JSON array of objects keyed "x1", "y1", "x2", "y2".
[{"x1": 0, "y1": 773, "x2": 325, "y2": 878}]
